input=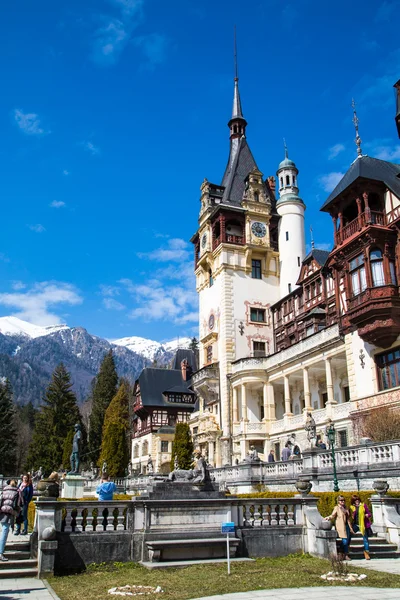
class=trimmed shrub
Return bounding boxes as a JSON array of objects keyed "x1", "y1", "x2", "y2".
[{"x1": 170, "y1": 422, "x2": 194, "y2": 470}]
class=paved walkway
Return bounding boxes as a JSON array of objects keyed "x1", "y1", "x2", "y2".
[
  {"x1": 351, "y1": 558, "x2": 400, "y2": 575},
  {"x1": 0, "y1": 579, "x2": 60, "y2": 600},
  {"x1": 192, "y1": 588, "x2": 400, "y2": 600}
]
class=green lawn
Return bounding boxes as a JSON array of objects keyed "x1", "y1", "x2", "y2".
[{"x1": 48, "y1": 554, "x2": 400, "y2": 600}]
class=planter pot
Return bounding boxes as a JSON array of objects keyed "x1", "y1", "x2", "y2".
[
  {"x1": 295, "y1": 478, "x2": 312, "y2": 496},
  {"x1": 36, "y1": 479, "x2": 60, "y2": 499},
  {"x1": 373, "y1": 478, "x2": 389, "y2": 497}
]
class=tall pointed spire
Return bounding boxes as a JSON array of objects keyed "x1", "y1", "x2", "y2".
[
  {"x1": 352, "y1": 98, "x2": 363, "y2": 157},
  {"x1": 228, "y1": 26, "x2": 247, "y2": 139},
  {"x1": 283, "y1": 138, "x2": 288, "y2": 159}
]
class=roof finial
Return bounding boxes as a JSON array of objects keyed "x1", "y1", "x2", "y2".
[
  {"x1": 231, "y1": 26, "x2": 244, "y2": 121},
  {"x1": 352, "y1": 98, "x2": 363, "y2": 157},
  {"x1": 234, "y1": 24, "x2": 238, "y2": 81},
  {"x1": 283, "y1": 138, "x2": 288, "y2": 159},
  {"x1": 310, "y1": 225, "x2": 315, "y2": 250}
]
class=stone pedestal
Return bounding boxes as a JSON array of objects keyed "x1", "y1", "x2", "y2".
[{"x1": 61, "y1": 475, "x2": 85, "y2": 499}]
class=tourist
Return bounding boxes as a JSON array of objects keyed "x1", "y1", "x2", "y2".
[
  {"x1": 0, "y1": 479, "x2": 22, "y2": 561},
  {"x1": 96, "y1": 473, "x2": 117, "y2": 501},
  {"x1": 325, "y1": 495, "x2": 354, "y2": 560},
  {"x1": 15, "y1": 474, "x2": 33, "y2": 536},
  {"x1": 349, "y1": 494, "x2": 372, "y2": 560},
  {"x1": 268, "y1": 449, "x2": 275, "y2": 463},
  {"x1": 316, "y1": 437, "x2": 327, "y2": 450},
  {"x1": 281, "y1": 443, "x2": 291, "y2": 461}
]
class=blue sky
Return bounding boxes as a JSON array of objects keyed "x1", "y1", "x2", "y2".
[{"x1": 0, "y1": 0, "x2": 399, "y2": 342}]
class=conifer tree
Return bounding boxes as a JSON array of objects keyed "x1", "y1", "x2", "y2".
[
  {"x1": 170, "y1": 422, "x2": 194, "y2": 471},
  {"x1": 189, "y1": 337, "x2": 199, "y2": 352},
  {"x1": 0, "y1": 380, "x2": 17, "y2": 475},
  {"x1": 88, "y1": 350, "x2": 118, "y2": 463},
  {"x1": 26, "y1": 363, "x2": 81, "y2": 474},
  {"x1": 98, "y1": 381, "x2": 130, "y2": 476}
]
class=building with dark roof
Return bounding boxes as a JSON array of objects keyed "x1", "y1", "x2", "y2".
[{"x1": 131, "y1": 349, "x2": 198, "y2": 474}]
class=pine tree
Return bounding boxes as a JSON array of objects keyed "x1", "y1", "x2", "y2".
[
  {"x1": 189, "y1": 337, "x2": 199, "y2": 352},
  {"x1": 26, "y1": 363, "x2": 81, "y2": 474},
  {"x1": 0, "y1": 380, "x2": 17, "y2": 475},
  {"x1": 98, "y1": 381, "x2": 130, "y2": 476},
  {"x1": 170, "y1": 422, "x2": 194, "y2": 471},
  {"x1": 88, "y1": 350, "x2": 118, "y2": 463}
]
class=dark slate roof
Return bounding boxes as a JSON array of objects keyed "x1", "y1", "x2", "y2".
[
  {"x1": 137, "y1": 367, "x2": 195, "y2": 408},
  {"x1": 302, "y1": 249, "x2": 330, "y2": 267},
  {"x1": 170, "y1": 348, "x2": 198, "y2": 371},
  {"x1": 305, "y1": 307, "x2": 326, "y2": 317},
  {"x1": 156, "y1": 425, "x2": 175, "y2": 434},
  {"x1": 221, "y1": 137, "x2": 259, "y2": 205},
  {"x1": 320, "y1": 155, "x2": 400, "y2": 212},
  {"x1": 164, "y1": 384, "x2": 196, "y2": 395}
]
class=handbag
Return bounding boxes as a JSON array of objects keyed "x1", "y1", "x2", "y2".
[{"x1": 366, "y1": 526, "x2": 374, "y2": 537}]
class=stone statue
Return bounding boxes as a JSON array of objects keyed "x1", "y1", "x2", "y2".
[
  {"x1": 174, "y1": 455, "x2": 179, "y2": 471},
  {"x1": 69, "y1": 424, "x2": 82, "y2": 474},
  {"x1": 169, "y1": 451, "x2": 209, "y2": 484},
  {"x1": 102, "y1": 461, "x2": 108, "y2": 474},
  {"x1": 127, "y1": 462, "x2": 133, "y2": 476},
  {"x1": 305, "y1": 412, "x2": 317, "y2": 447},
  {"x1": 33, "y1": 466, "x2": 43, "y2": 483},
  {"x1": 147, "y1": 455, "x2": 154, "y2": 475},
  {"x1": 243, "y1": 445, "x2": 260, "y2": 463}
]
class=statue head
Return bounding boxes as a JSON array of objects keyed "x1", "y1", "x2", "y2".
[{"x1": 74, "y1": 423, "x2": 81, "y2": 431}]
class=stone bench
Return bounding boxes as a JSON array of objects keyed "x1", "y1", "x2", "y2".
[{"x1": 146, "y1": 537, "x2": 240, "y2": 562}]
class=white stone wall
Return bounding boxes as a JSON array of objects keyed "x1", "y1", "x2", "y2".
[{"x1": 277, "y1": 201, "x2": 306, "y2": 298}]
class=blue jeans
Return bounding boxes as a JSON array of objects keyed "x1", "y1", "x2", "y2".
[
  {"x1": 0, "y1": 522, "x2": 10, "y2": 555},
  {"x1": 340, "y1": 536, "x2": 349, "y2": 554},
  {"x1": 352, "y1": 524, "x2": 370, "y2": 551}
]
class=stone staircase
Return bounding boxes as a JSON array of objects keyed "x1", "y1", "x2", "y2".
[
  {"x1": 346, "y1": 533, "x2": 400, "y2": 560},
  {"x1": 0, "y1": 537, "x2": 38, "y2": 578}
]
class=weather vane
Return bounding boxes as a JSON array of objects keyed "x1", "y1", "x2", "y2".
[{"x1": 352, "y1": 98, "x2": 363, "y2": 157}]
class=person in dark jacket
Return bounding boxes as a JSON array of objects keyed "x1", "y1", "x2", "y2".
[
  {"x1": 0, "y1": 480, "x2": 22, "y2": 561},
  {"x1": 15, "y1": 474, "x2": 33, "y2": 536},
  {"x1": 268, "y1": 450, "x2": 275, "y2": 463}
]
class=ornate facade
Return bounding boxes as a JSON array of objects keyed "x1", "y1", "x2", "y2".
[{"x1": 189, "y1": 77, "x2": 400, "y2": 466}]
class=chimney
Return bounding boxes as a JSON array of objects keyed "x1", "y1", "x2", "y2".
[
  {"x1": 267, "y1": 176, "x2": 276, "y2": 193},
  {"x1": 181, "y1": 359, "x2": 188, "y2": 381}
]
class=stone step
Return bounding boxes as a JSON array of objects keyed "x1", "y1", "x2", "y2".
[
  {"x1": 0, "y1": 559, "x2": 37, "y2": 570},
  {"x1": 0, "y1": 567, "x2": 38, "y2": 579},
  {"x1": 1, "y1": 550, "x2": 31, "y2": 560},
  {"x1": 348, "y1": 551, "x2": 400, "y2": 559},
  {"x1": 350, "y1": 542, "x2": 398, "y2": 551},
  {"x1": 6, "y1": 542, "x2": 30, "y2": 552}
]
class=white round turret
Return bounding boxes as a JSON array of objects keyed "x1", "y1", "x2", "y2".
[{"x1": 276, "y1": 150, "x2": 306, "y2": 298}]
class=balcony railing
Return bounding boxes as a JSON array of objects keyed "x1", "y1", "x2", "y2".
[
  {"x1": 387, "y1": 205, "x2": 400, "y2": 225},
  {"x1": 213, "y1": 235, "x2": 244, "y2": 250},
  {"x1": 337, "y1": 210, "x2": 386, "y2": 244},
  {"x1": 347, "y1": 285, "x2": 398, "y2": 311}
]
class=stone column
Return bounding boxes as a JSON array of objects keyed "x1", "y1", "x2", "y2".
[
  {"x1": 263, "y1": 383, "x2": 268, "y2": 421},
  {"x1": 325, "y1": 358, "x2": 335, "y2": 405},
  {"x1": 208, "y1": 440, "x2": 215, "y2": 466},
  {"x1": 303, "y1": 367, "x2": 312, "y2": 412},
  {"x1": 284, "y1": 375, "x2": 293, "y2": 416},
  {"x1": 241, "y1": 383, "x2": 248, "y2": 421},
  {"x1": 267, "y1": 382, "x2": 276, "y2": 420},
  {"x1": 232, "y1": 387, "x2": 238, "y2": 422}
]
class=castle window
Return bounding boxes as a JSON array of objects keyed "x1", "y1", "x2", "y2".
[
  {"x1": 390, "y1": 261, "x2": 397, "y2": 284},
  {"x1": 376, "y1": 348, "x2": 400, "y2": 390},
  {"x1": 161, "y1": 441, "x2": 169, "y2": 452},
  {"x1": 350, "y1": 254, "x2": 367, "y2": 296},
  {"x1": 250, "y1": 307, "x2": 266, "y2": 323},
  {"x1": 206, "y1": 345, "x2": 213, "y2": 364},
  {"x1": 288, "y1": 283, "x2": 292, "y2": 293},
  {"x1": 142, "y1": 441, "x2": 149, "y2": 456},
  {"x1": 286, "y1": 231, "x2": 289, "y2": 241},
  {"x1": 280, "y1": 177, "x2": 283, "y2": 187},
  {"x1": 209, "y1": 269, "x2": 213, "y2": 287},
  {"x1": 253, "y1": 341, "x2": 266, "y2": 357},
  {"x1": 133, "y1": 444, "x2": 139, "y2": 458},
  {"x1": 338, "y1": 430, "x2": 348, "y2": 447},
  {"x1": 370, "y1": 249, "x2": 385, "y2": 287},
  {"x1": 297, "y1": 256, "x2": 300, "y2": 267},
  {"x1": 254, "y1": 191, "x2": 259, "y2": 202},
  {"x1": 292, "y1": 175, "x2": 296, "y2": 185},
  {"x1": 286, "y1": 175, "x2": 290, "y2": 185},
  {"x1": 252, "y1": 259, "x2": 262, "y2": 279}
]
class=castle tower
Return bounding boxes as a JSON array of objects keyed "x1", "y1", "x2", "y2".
[
  {"x1": 191, "y1": 67, "x2": 280, "y2": 466},
  {"x1": 276, "y1": 146, "x2": 306, "y2": 298}
]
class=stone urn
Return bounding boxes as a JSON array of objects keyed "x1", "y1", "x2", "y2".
[
  {"x1": 373, "y1": 479, "x2": 389, "y2": 497},
  {"x1": 36, "y1": 478, "x2": 60, "y2": 499},
  {"x1": 295, "y1": 478, "x2": 312, "y2": 496}
]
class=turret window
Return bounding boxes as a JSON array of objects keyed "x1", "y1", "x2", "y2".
[
  {"x1": 280, "y1": 177, "x2": 283, "y2": 188},
  {"x1": 350, "y1": 254, "x2": 367, "y2": 296},
  {"x1": 292, "y1": 176, "x2": 296, "y2": 185},
  {"x1": 286, "y1": 231, "x2": 289, "y2": 241},
  {"x1": 286, "y1": 175, "x2": 290, "y2": 186},
  {"x1": 370, "y1": 249, "x2": 385, "y2": 287},
  {"x1": 254, "y1": 191, "x2": 259, "y2": 202}
]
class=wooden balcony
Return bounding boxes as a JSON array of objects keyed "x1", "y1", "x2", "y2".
[
  {"x1": 336, "y1": 210, "x2": 386, "y2": 245},
  {"x1": 212, "y1": 234, "x2": 244, "y2": 250}
]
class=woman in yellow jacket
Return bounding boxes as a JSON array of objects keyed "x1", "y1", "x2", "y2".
[
  {"x1": 325, "y1": 495, "x2": 354, "y2": 560},
  {"x1": 349, "y1": 494, "x2": 372, "y2": 560}
]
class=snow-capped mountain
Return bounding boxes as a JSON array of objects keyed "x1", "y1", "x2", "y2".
[
  {"x1": 112, "y1": 335, "x2": 191, "y2": 362},
  {"x1": 0, "y1": 316, "x2": 193, "y2": 406},
  {"x1": 0, "y1": 316, "x2": 69, "y2": 339}
]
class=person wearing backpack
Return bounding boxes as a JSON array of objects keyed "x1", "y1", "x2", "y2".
[
  {"x1": 0, "y1": 479, "x2": 22, "y2": 561},
  {"x1": 15, "y1": 474, "x2": 33, "y2": 536}
]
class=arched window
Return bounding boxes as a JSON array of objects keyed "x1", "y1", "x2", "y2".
[
  {"x1": 390, "y1": 261, "x2": 397, "y2": 285},
  {"x1": 133, "y1": 445, "x2": 139, "y2": 458},
  {"x1": 292, "y1": 175, "x2": 296, "y2": 185},
  {"x1": 370, "y1": 249, "x2": 385, "y2": 287},
  {"x1": 209, "y1": 269, "x2": 213, "y2": 287},
  {"x1": 280, "y1": 177, "x2": 283, "y2": 188},
  {"x1": 286, "y1": 175, "x2": 290, "y2": 186},
  {"x1": 142, "y1": 441, "x2": 149, "y2": 456},
  {"x1": 254, "y1": 191, "x2": 259, "y2": 202},
  {"x1": 233, "y1": 125, "x2": 238, "y2": 134},
  {"x1": 350, "y1": 254, "x2": 367, "y2": 296}
]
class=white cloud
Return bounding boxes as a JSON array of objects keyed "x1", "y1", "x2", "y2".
[
  {"x1": 318, "y1": 172, "x2": 344, "y2": 193},
  {"x1": 11, "y1": 281, "x2": 26, "y2": 291},
  {"x1": 328, "y1": 143, "x2": 345, "y2": 160},
  {"x1": 134, "y1": 33, "x2": 168, "y2": 69},
  {"x1": 99, "y1": 284, "x2": 121, "y2": 297},
  {"x1": 82, "y1": 141, "x2": 100, "y2": 155},
  {"x1": 63, "y1": 170, "x2": 70, "y2": 176},
  {"x1": 28, "y1": 224, "x2": 46, "y2": 233},
  {"x1": 370, "y1": 144, "x2": 400, "y2": 162},
  {"x1": 138, "y1": 238, "x2": 190, "y2": 262},
  {"x1": 0, "y1": 281, "x2": 83, "y2": 326},
  {"x1": 50, "y1": 200, "x2": 66, "y2": 208},
  {"x1": 376, "y1": 1, "x2": 399, "y2": 21},
  {"x1": 103, "y1": 297, "x2": 126, "y2": 311},
  {"x1": 0, "y1": 253, "x2": 10, "y2": 263},
  {"x1": 92, "y1": 0, "x2": 143, "y2": 65},
  {"x1": 14, "y1": 109, "x2": 47, "y2": 136}
]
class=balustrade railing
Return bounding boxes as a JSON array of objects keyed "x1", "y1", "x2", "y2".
[
  {"x1": 61, "y1": 502, "x2": 128, "y2": 533},
  {"x1": 338, "y1": 210, "x2": 386, "y2": 244},
  {"x1": 240, "y1": 500, "x2": 296, "y2": 527}
]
